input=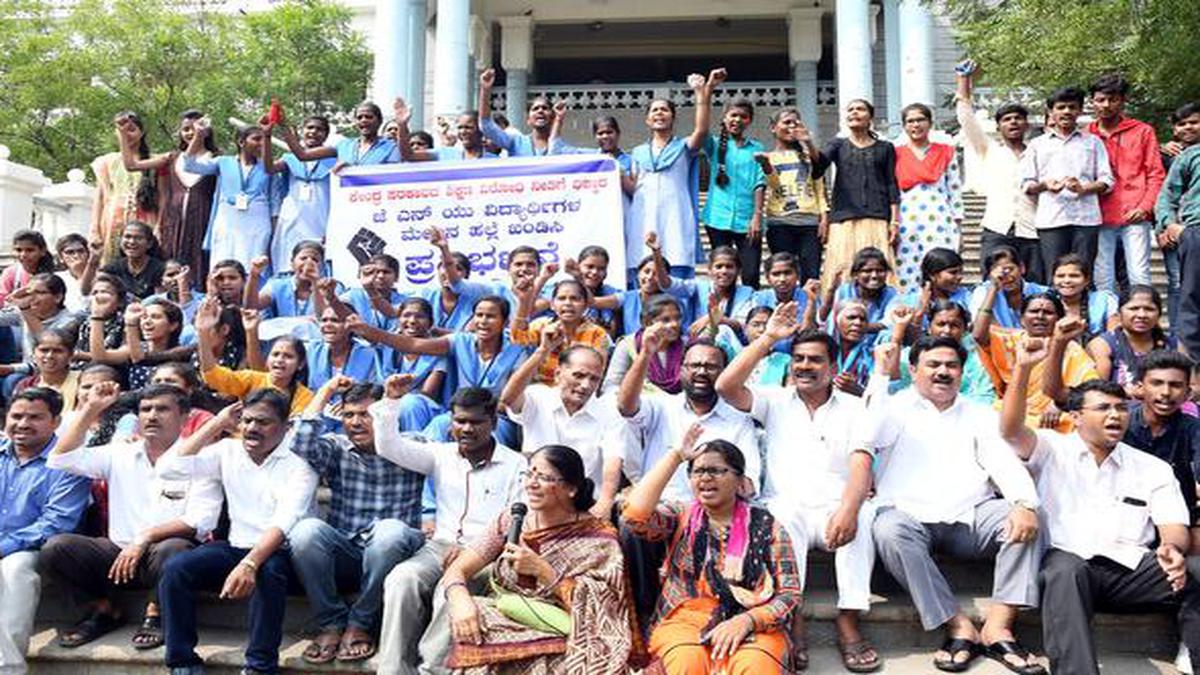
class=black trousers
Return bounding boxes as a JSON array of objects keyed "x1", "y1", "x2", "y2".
[
  {"x1": 706, "y1": 226, "x2": 762, "y2": 288},
  {"x1": 1039, "y1": 548, "x2": 1200, "y2": 675},
  {"x1": 38, "y1": 533, "x2": 196, "y2": 607},
  {"x1": 766, "y1": 224, "x2": 823, "y2": 285},
  {"x1": 1177, "y1": 226, "x2": 1200, "y2": 359},
  {"x1": 1037, "y1": 225, "x2": 1098, "y2": 281},
  {"x1": 980, "y1": 228, "x2": 1045, "y2": 285},
  {"x1": 620, "y1": 525, "x2": 667, "y2": 638}
]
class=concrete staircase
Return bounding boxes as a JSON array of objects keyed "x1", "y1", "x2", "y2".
[{"x1": 24, "y1": 553, "x2": 1182, "y2": 674}]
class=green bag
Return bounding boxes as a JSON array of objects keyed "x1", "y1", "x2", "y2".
[{"x1": 490, "y1": 576, "x2": 572, "y2": 636}]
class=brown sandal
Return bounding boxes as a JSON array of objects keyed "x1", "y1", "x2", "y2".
[
  {"x1": 336, "y1": 628, "x2": 377, "y2": 662},
  {"x1": 838, "y1": 638, "x2": 882, "y2": 673},
  {"x1": 302, "y1": 629, "x2": 342, "y2": 665},
  {"x1": 790, "y1": 637, "x2": 809, "y2": 671}
]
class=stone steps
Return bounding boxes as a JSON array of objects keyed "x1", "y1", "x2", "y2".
[{"x1": 25, "y1": 556, "x2": 1183, "y2": 673}]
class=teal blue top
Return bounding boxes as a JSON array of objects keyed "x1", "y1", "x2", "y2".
[
  {"x1": 1157, "y1": 144, "x2": 1200, "y2": 232},
  {"x1": 701, "y1": 135, "x2": 767, "y2": 233}
]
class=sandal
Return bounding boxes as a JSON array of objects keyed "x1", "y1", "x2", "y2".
[
  {"x1": 336, "y1": 629, "x2": 377, "y2": 662},
  {"x1": 934, "y1": 637, "x2": 981, "y2": 673},
  {"x1": 301, "y1": 628, "x2": 342, "y2": 665},
  {"x1": 58, "y1": 611, "x2": 125, "y2": 648},
  {"x1": 985, "y1": 640, "x2": 1047, "y2": 675},
  {"x1": 131, "y1": 615, "x2": 163, "y2": 650},
  {"x1": 789, "y1": 638, "x2": 809, "y2": 671},
  {"x1": 838, "y1": 638, "x2": 882, "y2": 673}
]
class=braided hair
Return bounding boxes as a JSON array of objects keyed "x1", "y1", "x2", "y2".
[{"x1": 714, "y1": 99, "x2": 754, "y2": 188}]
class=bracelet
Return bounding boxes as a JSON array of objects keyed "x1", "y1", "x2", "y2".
[
  {"x1": 978, "y1": 308, "x2": 992, "y2": 314},
  {"x1": 90, "y1": 316, "x2": 106, "y2": 321},
  {"x1": 238, "y1": 557, "x2": 258, "y2": 572},
  {"x1": 443, "y1": 581, "x2": 467, "y2": 599}
]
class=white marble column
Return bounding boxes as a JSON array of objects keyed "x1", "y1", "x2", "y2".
[
  {"x1": 499, "y1": 15, "x2": 533, "y2": 128},
  {"x1": 433, "y1": 0, "x2": 470, "y2": 117},
  {"x1": 835, "y1": 0, "x2": 874, "y2": 115},
  {"x1": 787, "y1": 8, "x2": 824, "y2": 140},
  {"x1": 898, "y1": 0, "x2": 935, "y2": 108},
  {"x1": 375, "y1": 0, "x2": 427, "y2": 130}
]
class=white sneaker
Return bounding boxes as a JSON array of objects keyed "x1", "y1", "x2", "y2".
[{"x1": 1177, "y1": 643, "x2": 1193, "y2": 674}]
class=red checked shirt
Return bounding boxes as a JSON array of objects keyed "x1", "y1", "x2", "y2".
[{"x1": 1088, "y1": 116, "x2": 1165, "y2": 226}]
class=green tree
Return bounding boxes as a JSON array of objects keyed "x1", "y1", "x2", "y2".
[
  {"x1": 941, "y1": 0, "x2": 1200, "y2": 129},
  {"x1": 0, "y1": 0, "x2": 371, "y2": 181}
]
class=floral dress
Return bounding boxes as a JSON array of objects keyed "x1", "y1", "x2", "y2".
[{"x1": 895, "y1": 145, "x2": 964, "y2": 292}]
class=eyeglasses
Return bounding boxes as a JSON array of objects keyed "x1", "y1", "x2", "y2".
[
  {"x1": 1080, "y1": 403, "x2": 1130, "y2": 415},
  {"x1": 683, "y1": 362, "x2": 721, "y2": 373},
  {"x1": 522, "y1": 471, "x2": 564, "y2": 485},
  {"x1": 689, "y1": 466, "x2": 733, "y2": 479}
]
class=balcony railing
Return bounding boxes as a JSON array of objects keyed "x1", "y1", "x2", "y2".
[{"x1": 490, "y1": 80, "x2": 840, "y2": 112}]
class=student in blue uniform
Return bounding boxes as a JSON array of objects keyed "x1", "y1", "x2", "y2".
[
  {"x1": 305, "y1": 307, "x2": 382, "y2": 392},
  {"x1": 668, "y1": 245, "x2": 754, "y2": 338},
  {"x1": 245, "y1": 242, "x2": 340, "y2": 319},
  {"x1": 819, "y1": 246, "x2": 899, "y2": 340},
  {"x1": 968, "y1": 245, "x2": 1050, "y2": 329},
  {"x1": 183, "y1": 124, "x2": 276, "y2": 270},
  {"x1": 590, "y1": 233, "x2": 691, "y2": 337},
  {"x1": 264, "y1": 116, "x2": 337, "y2": 272},
  {"x1": 346, "y1": 295, "x2": 527, "y2": 446},
  {"x1": 477, "y1": 69, "x2": 555, "y2": 157},
  {"x1": 281, "y1": 101, "x2": 399, "y2": 172},
  {"x1": 626, "y1": 68, "x2": 726, "y2": 280}
]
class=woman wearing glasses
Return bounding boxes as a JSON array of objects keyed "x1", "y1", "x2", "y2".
[
  {"x1": 623, "y1": 425, "x2": 801, "y2": 674},
  {"x1": 439, "y1": 445, "x2": 636, "y2": 674}
]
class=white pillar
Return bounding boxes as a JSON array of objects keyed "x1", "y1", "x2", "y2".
[
  {"x1": 898, "y1": 0, "x2": 935, "y2": 108},
  {"x1": 37, "y1": 169, "x2": 96, "y2": 243},
  {"x1": 468, "y1": 15, "x2": 490, "y2": 109},
  {"x1": 787, "y1": 8, "x2": 824, "y2": 140},
  {"x1": 0, "y1": 146, "x2": 51, "y2": 250},
  {"x1": 835, "y1": 0, "x2": 873, "y2": 115},
  {"x1": 433, "y1": 0, "x2": 470, "y2": 118},
  {"x1": 882, "y1": 0, "x2": 902, "y2": 123},
  {"x1": 499, "y1": 15, "x2": 533, "y2": 129},
  {"x1": 375, "y1": 0, "x2": 427, "y2": 130}
]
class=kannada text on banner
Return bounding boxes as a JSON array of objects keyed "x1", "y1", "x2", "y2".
[{"x1": 327, "y1": 155, "x2": 627, "y2": 291}]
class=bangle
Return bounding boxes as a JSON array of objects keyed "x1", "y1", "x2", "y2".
[
  {"x1": 239, "y1": 557, "x2": 258, "y2": 572},
  {"x1": 978, "y1": 308, "x2": 992, "y2": 314},
  {"x1": 443, "y1": 581, "x2": 467, "y2": 599},
  {"x1": 90, "y1": 316, "x2": 106, "y2": 322}
]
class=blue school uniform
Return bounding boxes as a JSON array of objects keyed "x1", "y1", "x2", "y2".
[
  {"x1": 260, "y1": 274, "x2": 343, "y2": 318},
  {"x1": 480, "y1": 118, "x2": 553, "y2": 158},
  {"x1": 433, "y1": 146, "x2": 498, "y2": 161},
  {"x1": 968, "y1": 281, "x2": 1050, "y2": 329},
  {"x1": 335, "y1": 137, "x2": 400, "y2": 166},
  {"x1": 420, "y1": 279, "x2": 494, "y2": 332},
  {"x1": 616, "y1": 282, "x2": 694, "y2": 337},
  {"x1": 305, "y1": 338, "x2": 382, "y2": 391},
  {"x1": 669, "y1": 278, "x2": 755, "y2": 330},
  {"x1": 1082, "y1": 290, "x2": 1118, "y2": 337},
  {"x1": 391, "y1": 353, "x2": 448, "y2": 432},
  {"x1": 880, "y1": 285, "x2": 973, "y2": 341},
  {"x1": 271, "y1": 154, "x2": 336, "y2": 271},
  {"x1": 340, "y1": 287, "x2": 406, "y2": 367},
  {"x1": 628, "y1": 137, "x2": 703, "y2": 277},
  {"x1": 422, "y1": 332, "x2": 528, "y2": 447},
  {"x1": 184, "y1": 155, "x2": 276, "y2": 268}
]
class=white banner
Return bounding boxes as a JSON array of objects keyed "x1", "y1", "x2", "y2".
[{"x1": 327, "y1": 155, "x2": 626, "y2": 290}]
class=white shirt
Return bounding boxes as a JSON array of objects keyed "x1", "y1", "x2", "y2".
[
  {"x1": 370, "y1": 399, "x2": 526, "y2": 545},
  {"x1": 1018, "y1": 128, "x2": 1114, "y2": 228},
  {"x1": 48, "y1": 440, "x2": 223, "y2": 547},
  {"x1": 622, "y1": 392, "x2": 760, "y2": 503},
  {"x1": 956, "y1": 100, "x2": 1038, "y2": 238},
  {"x1": 505, "y1": 385, "x2": 621, "y2": 498},
  {"x1": 750, "y1": 386, "x2": 873, "y2": 509},
  {"x1": 157, "y1": 439, "x2": 318, "y2": 549},
  {"x1": 1028, "y1": 431, "x2": 1188, "y2": 569},
  {"x1": 869, "y1": 388, "x2": 1038, "y2": 525}
]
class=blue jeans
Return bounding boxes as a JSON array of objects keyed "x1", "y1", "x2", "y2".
[
  {"x1": 1095, "y1": 222, "x2": 1152, "y2": 293},
  {"x1": 288, "y1": 518, "x2": 424, "y2": 634},
  {"x1": 159, "y1": 542, "x2": 291, "y2": 674},
  {"x1": 1165, "y1": 244, "x2": 1181, "y2": 336},
  {"x1": 1178, "y1": 226, "x2": 1200, "y2": 358}
]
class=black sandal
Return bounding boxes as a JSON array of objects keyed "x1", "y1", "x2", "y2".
[
  {"x1": 58, "y1": 611, "x2": 125, "y2": 648},
  {"x1": 838, "y1": 638, "x2": 883, "y2": 673},
  {"x1": 934, "y1": 637, "x2": 981, "y2": 673},
  {"x1": 985, "y1": 640, "x2": 1047, "y2": 675},
  {"x1": 130, "y1": 615, "x2": 163, "y2": 650}
]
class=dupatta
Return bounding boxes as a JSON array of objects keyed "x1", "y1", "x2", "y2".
[{"x1": 895, "y1": 143, "x2": 955, "y2": 191}]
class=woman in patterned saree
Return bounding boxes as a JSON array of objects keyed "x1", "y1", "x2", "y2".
[{"x1": 442, "y1": 444, "x2": 636, "y2": 674}]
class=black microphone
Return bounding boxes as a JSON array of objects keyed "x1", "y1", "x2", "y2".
[{"x1": 506, "y1": 503, "x2": 528, "y2": 545}]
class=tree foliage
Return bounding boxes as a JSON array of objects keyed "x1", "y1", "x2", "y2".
[
  {"x1": 0, "y1": 0, "x2": 371, "y2": 180},
  {"x1": 940, "y1": 0, "x2": 1200, "y2": 130}
]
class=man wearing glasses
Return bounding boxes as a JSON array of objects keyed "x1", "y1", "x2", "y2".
[{"x1": 1001, "y1": 338, "x2": 1200, "y2": 675}]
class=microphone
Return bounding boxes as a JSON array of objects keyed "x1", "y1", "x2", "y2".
[{"x1": 506, "y1": 503, "x2": 528, "y2": 546}]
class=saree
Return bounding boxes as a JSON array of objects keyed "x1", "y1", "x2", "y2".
[
  {"x1": 448, "y1": 513, "x2": 637, "y2": 675},
  {"x1": 978, "y1": 326, "x2": 1099, "y2": 432}
]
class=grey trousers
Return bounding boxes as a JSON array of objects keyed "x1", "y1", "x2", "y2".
[
  {"x1": 376, "y1": 540, "x2": 452, "y2": 675},
  {"x1": 872, "y1": 499, "x2": 1041, "y2": 630}
]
